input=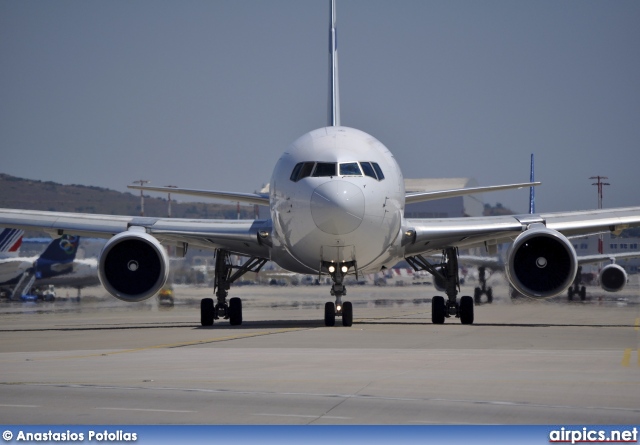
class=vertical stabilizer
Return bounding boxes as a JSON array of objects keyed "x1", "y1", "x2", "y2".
[
  {"x1": 529, "y1": 154, "x2": 535, "y2": 214},
  {"x1": 328, "y1": 0, "x2": 340, "y2": 126}
]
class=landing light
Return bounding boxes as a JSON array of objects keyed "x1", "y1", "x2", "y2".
[
  {"x1": 341, "y1": 265, "x2": 348, "y2": 273},
  {"x1": 336, "y1": 305, "x2": 342, "y2": 311},
  {"x1": 328, "y1": 265, "x2": 336, "y2": 273}
]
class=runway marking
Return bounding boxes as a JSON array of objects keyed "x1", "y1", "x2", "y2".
[
  {"x1": 95, "y1": 407, "x2": 196, "y2": 413},
  {"x1": 635, "y1": 318, "x2": 639, "y2": 331},
  {"x1": 13, "y1": 383, "x2": 640, "y2": 415},
  {"x1": 252, "y1": 413, "x2": 351, "y2": 420},
  {"x1": 20, "y1": 328, "x2": 309, "y2": 361},
  {"x1": 0, "y1": 404, "x2": 40, "y2": 408},
  {"x1": 621, "y1": 349, "x2": 639, "y2": 367}
]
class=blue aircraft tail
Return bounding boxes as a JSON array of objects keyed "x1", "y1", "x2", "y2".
[
  {"x1": 529, "y1": 154, "x2": 535, "y2": 214},
  {"x1": 34, "y1": 235, "x2": 80, "y2": 278}
]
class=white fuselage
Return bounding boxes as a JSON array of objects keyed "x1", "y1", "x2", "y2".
[{"x1": 269, "y1": 126, "x2": 406, "y2": 274}]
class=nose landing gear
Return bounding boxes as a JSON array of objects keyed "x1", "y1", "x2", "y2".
[{"x1": 322, "y1": 261, "x2": 355, "y2": 327}]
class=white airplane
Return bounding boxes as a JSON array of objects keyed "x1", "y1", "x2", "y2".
[{"x1": 1, "y1": 1, "x2": 640, "y2": 326}]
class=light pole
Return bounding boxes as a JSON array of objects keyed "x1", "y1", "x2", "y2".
[
  {"x1": 590, "y1": 176, "x2": 610, "y2": 254},
  {"x1": 165, "y1": 185, "x2": 178, "y2": 217},
  {"x1": 132, "y1": 180, "x2": 150, "y2": 216}
]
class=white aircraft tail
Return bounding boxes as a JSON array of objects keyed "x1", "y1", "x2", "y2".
[{"x1": 328, "y1": 0, "x2": 340, "y2": 126}]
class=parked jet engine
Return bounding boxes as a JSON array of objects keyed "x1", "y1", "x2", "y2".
[
  {"x1": 98, "y1": 231, "x2": 169, "y2": 302},
  {"x1": 506, "y1": 226, "x2": 578, "y2": 298},
  {"x1": 599, "y1": 263, "x2": 627, "y2": 292}
]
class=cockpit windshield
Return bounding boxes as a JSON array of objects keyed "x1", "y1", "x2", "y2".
[
  {"x1": 339, "y1": 162, "x2": 362, "y2": 176},
  {"x1": 290, "y1": 161, "x2": 384, "y2": 182}
]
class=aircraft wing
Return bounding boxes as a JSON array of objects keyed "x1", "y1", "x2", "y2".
[
  {"x1": 405, "y1": 182, "x2": 540, "y2": 205},
  {"x1": 404, "y1": 206, "x2": 640, "y2": 256},
  {"x1": 576, "y1": 251, "x2": 640, "y2": 265},
  {"x1": 0, "y1": 208, "x2": 271, "y2": 258},
  {"x1": 127, "y1": 185, "x2": 269, "y2": 206}
]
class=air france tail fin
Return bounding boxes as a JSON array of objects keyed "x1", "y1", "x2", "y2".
[
  {"x1": 529, "y1": 154, "x2": 535, "y2": 214},
  {"x1": 0, "y1": 228, "x2": 24, "y2": 253},
  {"x1": 328, "y1": 0, "x2": 340, "y2": 126}
]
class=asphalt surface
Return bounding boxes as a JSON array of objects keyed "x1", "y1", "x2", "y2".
[{"x1": 1, "y1": 278, "x2": 639, "y2": 424}]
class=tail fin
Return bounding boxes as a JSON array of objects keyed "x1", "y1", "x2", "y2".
[
  {"x1": 0, "y1": 228, "x2": 24, "y2": 253},
  {"x1": 328, "y1": 0, "x2": 340, "y2": 126},
  {"x1": 36, "y1": 235, "x2": 80, "y2": 265},
  {"x1": 529, "y1": 154, "x2": 535, "y2": 214}
]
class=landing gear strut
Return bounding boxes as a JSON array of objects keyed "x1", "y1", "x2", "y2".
[
  {"x1": 567, "y1": 266, "x2": 586, "y2": 301},
  {"x1": 473, "y1": 266, "x2": 493, "y2": 304},
  {"x1": 406, "y1": 247, "x2": 474, "y2": 324},
  {"x1": 200, "y1": 249, "x2": 267, "y2": 327},
  {"x1": 322, "y1": 261, "x2": 355, "y2": 327}
]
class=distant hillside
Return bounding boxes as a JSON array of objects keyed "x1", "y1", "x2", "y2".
[{"x1": 0, "y1": 173, "x2": 257, "y2": 235}]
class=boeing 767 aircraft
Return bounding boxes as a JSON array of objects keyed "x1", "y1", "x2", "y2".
[{"x1": 1, "y1": 1, "x2": 640, "y2": 326}]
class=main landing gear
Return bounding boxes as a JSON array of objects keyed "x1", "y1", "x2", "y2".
[
  {"x1": 200, "y1": 249, "x2": 267, "y2": 327},
  {"x1": 473, "y1": 266, "x2": 493, "y2": 304},
  {"x1": 406, "y1": 247, "x2": 474, "y2": 325},
  {"x1": 322, "y1": 261, "x2": 355, "y2": 327},
  {"x1": 567, "y1": 265, "x2": 586, "y2": 301}
]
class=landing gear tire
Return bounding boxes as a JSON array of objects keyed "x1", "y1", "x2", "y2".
[
  {"x1": 474, "y1": 287, "x2": 481, "y2": 304},
  {"x1": 201, "y1": 298, "x2": 214, "y2": 326},
  {"x1": 459, "y1": 295, "x2": 474, "y2": 325},
  {"x1": 568, "y1": 287, "x2": 574, "y2": 301},
  {"x1": 432, "y1": 296, "x2": 445, "y2": 324},
  {"x1": 486, "y1": 288, "x2": 493, "y2": 304},
  {"x1": 579, "y1": 286, "x2": 586, "y2": 301},
  {"x1": 324, "y1": 302, "x2": 336, "y2": 327},
  {"x1": 229, "y1": 297, "x2": 242, "y2": 326},
  {"x1": 342, "y1": 301, "x2": 353, "y2": 327}
]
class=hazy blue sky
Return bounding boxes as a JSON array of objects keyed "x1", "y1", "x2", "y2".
[{"x1": 1, "y1": 0, "x2": 639, "y2": 213}]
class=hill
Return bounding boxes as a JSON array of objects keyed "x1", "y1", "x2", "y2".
[{"x1": 0, "y1": 173, "x2": 256, "y2": 236}]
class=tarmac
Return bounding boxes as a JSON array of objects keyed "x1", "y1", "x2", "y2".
[{"x1": 1, "y1": 277, "x2": 639, "y2": 425}]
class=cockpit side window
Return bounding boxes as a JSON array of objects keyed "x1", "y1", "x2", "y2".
[
  {"x1": 290, "y1": 163, "x2": 303, "y2": 181},
  {"x1": 313, "y1": 162, "x2": 337, "y2": 177},
  {"x1": 360, "y1": 162, "x2": 377, "y2": 179},
  {"x1": 339, "y1": 162, "x2": 362, "y2": 176},
  {"x1": 290, "y1": 162, "x2": 316, "y2": 182},
  {"x1": 372, "y1": 162, "x2": 385, "y2": 180}
]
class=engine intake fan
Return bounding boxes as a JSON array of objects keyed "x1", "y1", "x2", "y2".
[
  {"x1": 98, "y1": 231, "x2": 169, "y2": 302},
  {"x1": 506, "y1": 226, "x2": 577, "y2": 298}
]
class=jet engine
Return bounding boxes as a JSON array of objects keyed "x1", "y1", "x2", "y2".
[
  {"x1": 505, "y1": 226, "x2": 578, "y2": 298},
  {"x1": 599, "y1": 263, "x2": 627, "y2": 292},
  {"x1": 98, "y1": 231, "x2": 169, "y2": 302}
]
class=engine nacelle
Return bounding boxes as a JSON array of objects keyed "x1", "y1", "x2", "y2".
[
  {"x1": 506, "y1": 226, "x2": 578, "y2": 298},
  {"x1": 599, "y1": 263, "x2": 627, "y2": 292},
  {"x1": 98, "y1": 231, "x2": 169, "y2": 302}
]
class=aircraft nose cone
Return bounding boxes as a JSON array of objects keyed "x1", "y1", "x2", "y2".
[{"x1": 310, "y1": 180, "x2": 365, "y2": 235}]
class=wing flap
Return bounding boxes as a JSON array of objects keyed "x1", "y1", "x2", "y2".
[
  {"x1": 127, "y1": 185, "x2": 269, "y2": 206},
  {"x1": 405, "y1": 182, "x2": 540, "y2": 204}
]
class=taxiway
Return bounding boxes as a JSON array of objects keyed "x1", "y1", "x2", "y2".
[{"x1": 1, "y1": 280, "x2": 639, "y2": 424}]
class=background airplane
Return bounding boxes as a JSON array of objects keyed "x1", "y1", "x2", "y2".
[
  {"x1": 0, "y1": 228, "x2": 23, "y2": 257},
  {"x1": 0, "y1": 234, "x2": 99, "y2": 301},
  {"x1": 1, "y1": 1, "x2": 640, "y2": 326}
]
